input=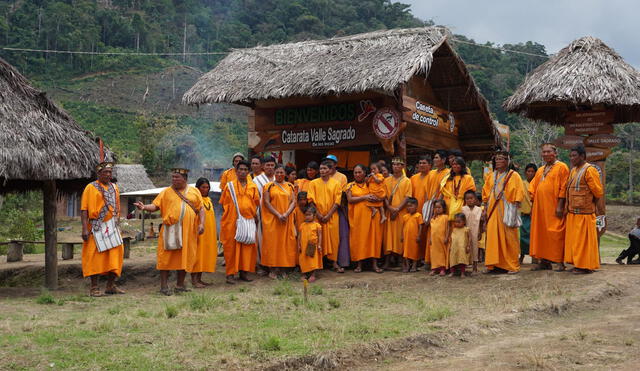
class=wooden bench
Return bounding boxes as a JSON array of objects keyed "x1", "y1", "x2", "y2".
[{"x1": 1, "y1": 238, "x2": 132, "y2": 262}]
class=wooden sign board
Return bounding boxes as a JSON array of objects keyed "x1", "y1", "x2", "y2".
[
  {"x1": 564, "y1": 122, "x2": 614, "y2": 135},
  {"x1": 401, "y1": 96, "x2": 459, "y2": 136},
  {"x1": 565, "y1": 110, "x2": 614, "y2": 124},
  {"x1": 585, "y1": 147, "x2": 612, "y2": 162},
  {"x1": 553, "y1": 135, "x2": 585, "y2": 149},
  {"x1": 251, "y1": 124, "x2": 378, "y2": 152},
  {"x1": 584, "y1": 134, "x2": 621, "y2": 148}
]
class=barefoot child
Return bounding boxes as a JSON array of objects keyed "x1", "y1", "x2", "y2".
[
  {"x1": 428, "y1": 200, "x2": 449, "y2": 276},
  {"x1": 366, "y1": 163, "x2": 387, "y2": 223},
  {"x1": 462, "y1": 190, "x2": 483, "y2": 273},
  {"x1": 401, "y1": 197, "x2": 423, "y2": 272},
  {"x1": 448, "y1": 213, "x2": 471, "y2": 278},
  {"x1": 298, "y1": 206, "x2": 323, "y2": 282}
]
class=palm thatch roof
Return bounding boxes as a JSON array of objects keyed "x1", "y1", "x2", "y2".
[
  {"x1": 0, "y1": 57, "x2": 113, "y2": 194},
  {"x1": 184, "y1": 26, "x2": 500, "y2": 155},
  {"x1": 113, "y1": 164, "x2": 155, "y2": 194},
  {"x1": 504, "y1": 36, "x2": 640, "y2": 124}
]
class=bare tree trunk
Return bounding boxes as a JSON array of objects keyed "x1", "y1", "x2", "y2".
[
  {"x1": 630, "y1": 135, "x2": 634, "y2": 203},
  {"x1": 43, "y1": 180, "x2": 58, "y2": 290}
]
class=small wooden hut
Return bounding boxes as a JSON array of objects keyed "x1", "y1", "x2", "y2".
[
  {"x1": 0, "y1": 57, "x2": 112, "y2": 289},
  {"x1": 184, "y1": 27, "x2": 501, "y2": 168}
]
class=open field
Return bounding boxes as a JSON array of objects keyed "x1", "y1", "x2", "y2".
[{"x1": 1, "y1": 261, "x2": 640, "y2": 370}]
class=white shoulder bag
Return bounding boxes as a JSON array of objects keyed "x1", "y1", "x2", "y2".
[
  {"x1": 163, "y1": 200, "x2": 185, "y2": 250},
  {"x1": 228, "y1": 182, "x2": 257, "y2": 245}
]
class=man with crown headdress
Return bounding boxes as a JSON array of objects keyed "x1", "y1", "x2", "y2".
[
  {"x1": 135, "y1": 168, "x2": 205, "y2": 295},
  {"x1": 80, "y1": 161, "x2": 125, "y2": 297}
]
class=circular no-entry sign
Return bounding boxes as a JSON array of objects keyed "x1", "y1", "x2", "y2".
[{"x1": 372, "y1": 108, "x2": 401, "y2": 140}]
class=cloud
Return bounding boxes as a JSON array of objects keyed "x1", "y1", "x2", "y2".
[{"x1": 405, "y1": 0, "x2": 640, "y2": 68}]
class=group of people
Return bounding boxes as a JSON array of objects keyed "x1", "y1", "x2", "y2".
[{"x1": 79, "y1": 142, "x2": 606, "y2": 296}]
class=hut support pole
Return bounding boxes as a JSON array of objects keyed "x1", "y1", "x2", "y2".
[{"x1": 43, "y1": 180, "x2": 58, "y2": 290}]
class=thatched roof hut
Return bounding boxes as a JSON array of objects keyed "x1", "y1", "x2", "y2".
[
  {"x1": 113, "y1": 164, "x2": 155, "y2": 194},
  {"x1": 503, "y1": 36, "x2": 640, "y2": 124},
  {"x1": 184, "y1": 26, "x2": 500, "y2": 156},
  {"x1": 0, "y1": 58, "x2": 113, "y2": 193},
  {"x1": 0, "y1": 56, "x2": 112, "y2": 289}
]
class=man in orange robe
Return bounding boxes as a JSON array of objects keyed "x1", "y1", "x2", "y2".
[
  {"x1": 307, "y1": 160, "x2": 343, "y2": 272},
  {"x1": 219, "y1": 152, "x2": 246, "y2": 191},
  {"x1": 383, "y1": 157, "x2": 412, "y2": 268},
  {"x1": 411, "y1": 155, "x2": 432, "y2": 259},
  {"x1": 135, "y1": 168, "x2": 205, "y2": 295},
  {"x1": 564, "y1": 146, "x2": 604, "y2": 273},
  {"x1": 219, "y1": 160, "x2": 260, "y2": 284},
  {"x1": 529, "y1": 143, "x2": 569, "y2": 271},
  {"x1": 80, "y1": 162, "x2": 125, "y2": 297},
  {"x1": 424, "y1": 150, "x2": 450, "y2": 264},
  {"x1": 482, "y1": 152, "x2": 524, "y2": 273},
  {"x1": 324, "y1": 154, "x2": 348, "y2": 187}
]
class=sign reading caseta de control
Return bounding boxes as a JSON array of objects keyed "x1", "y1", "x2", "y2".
[{"x1": 401, "y1": 96, "x2": 457, "y2": 135}]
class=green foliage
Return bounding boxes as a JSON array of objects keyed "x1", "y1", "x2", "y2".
[
  {"x1": 272, "y1": 280, "x2": 296, "y2": 296},
  {"x1": 0, "y1": 192, "x2": 43, "y2": 253},
  {"x1": 187, "y1": 293, "x2": 219, "y2": 312},
  {"x1": 164, "y1": 304, "x2": 179, "y2": 318},
  {"x1": 36, "y1": 291, "x2": 56, "y2": 305},
  {"x1": 310, "y1": 285, "x2": 323, "y2": 296},
  {"x1": 259, "y1": 336, "x2": 281, "y2": 352},
  {"x1": 327, "y1": 298, "x2": 341, "y2": 309}
]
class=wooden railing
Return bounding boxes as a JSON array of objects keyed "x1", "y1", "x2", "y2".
[{"x1": 1, "y1": 238, "x2": 132, "y2": 263}]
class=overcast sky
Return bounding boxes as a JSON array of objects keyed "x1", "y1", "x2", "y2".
[{"x1": 405, "y1": 0, "x2": 639, "y2": 67}]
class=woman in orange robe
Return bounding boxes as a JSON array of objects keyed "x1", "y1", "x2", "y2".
[
  {"x1": 135, "y1": 169, "x2": 205, "y2": 295},
  {"x1": 295, "y1": 161, "x2": 319, "y2": 193},
  {"x1": 346, "y1": 164, "x2": 383, "y2": 273},
  {"x1": 307, "y1": 161, "x2": 343, "y2": 271},
  {"x1": 410, "y1": 155, "x2": 431, "y2": 259},
  {"x1": 262, "y1": 165, "x2": 297, "y2": 278},
  {"x1": 80, "y1": 163, "x2": 124, "y2": 297},
  {"x1": 219, "y1": 152, "x2": 246, "y2": 191},
  {"x1": 423, "y1": 150, "x2": 450, "y2": 264},
  {"x1": 219, "y1": 161, "x2": 260, "y2": 284},
  {"x1": 529, "y1": 144, "x2": 569, "y2": 270},
  {"x1": 482, "y1": 152, "x2": 524, "y2": 273},
  {"x1": 191, "y1": 178, "x2": 218, "y2": 288},
  {"x1": 440, "y1": 156, "x2": 476, "y2": 220}
]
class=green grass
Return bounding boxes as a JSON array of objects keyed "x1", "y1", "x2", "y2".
[{"x1": 600, "y1": 232, "x2": 628, "y2": 258}]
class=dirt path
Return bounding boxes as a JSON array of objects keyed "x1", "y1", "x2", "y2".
[{"x1": 363, "y1": 269, "x2": 640, "y2": 371}]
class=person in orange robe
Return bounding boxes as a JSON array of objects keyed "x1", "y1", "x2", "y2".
[
  {"x1": 529, "y1": 143, "x2": 569, "y2": 271},
  {"x1": 80, "y1": 162, "x2": 125, "y2": 297},
  {"x1": 482, "y1": 151, "x2": 524, "y2": 274},
  {"x1": 383, "y1": 157, "x2": 413, "y2": 268},
  {"x1": 135, "y1": 168, "x2": 205, "y2": 295},
  {"x1": 293, "y1": 191, "x2": 308, "y2": 236},
  {"x1": 298, "y1": 206, "x2": 323, "y2": 281},
  {"x1": 324, "y1": 154, "x2": 348, "y2": 187},
  {"x1": 441, "y1": 156, "x2": 476, "y2": 220},
  {"x1": 295, "y1": 161, "x2": 319, "y2": 193},
  {"x1": 564, "y1": 146, "x2": 604, "y2": 273},
  {"x1": 345, "y1": 164, "x2": 383, "y2": 273},
  {"x1": 261, "y1": 165, "x2": 297, "y2": 278},
  {"x1": 219, "y1": 152, "x2": 246, "y2": 191},
  {"x1": 402, "y1": 198, "x2": 423, "y2": 272},
  {"x1": 428, "y1": 200, "x2": 449, "y2": 276},
  {"x1": 423, "y1": 150, "x2": 450, "y2": 265},
  {"x1": 307, "y1": 160, "x2": 343, "y2": 272},
  {"x1": 218, "y1": 160, "x2": 260, "y2": 284},
  {"x1": 411, "y1": 155, "x2": 432, "y2": 259},
  {"x1": 191, "y1": 177, "x2": 218, "y2": 288}
]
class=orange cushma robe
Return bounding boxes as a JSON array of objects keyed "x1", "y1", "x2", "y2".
[
  {"x1": 482, "y1": 170, "x2": 524, "y2": 272},
  {"x1": 220, "y1": 179, "x2": 260, "y2": 276},
  {"x1": 153, "y1": 186, "x2": 203, "y2": 272},
  {"x1": 347, "y1": 182, "x2": 382, "y2": 261},
  {"x1": 331, "y1": 172, "x2": 348, "y2": 187},
  {"x1": 219, "y1": 168, "x2": 236, "y2": 191},
  {"x1": 298, "y1": 221, "x2": 323, "y2": 273},
  {"x1": 80, "y1": 182, "x2": 124, "y2": 277},
  {"x1": 296, "y1": 178, "x2": 310, "y2": 193},
  {"x1": 261, "y1": 182, "x2": 297, "y2": 267},
  {"x1": 307, "y1": 177, "x2": 342, "y2": 261},
  {"x1": 424, "y1": 168, "x2": 450, "y2": 262},
  {"x1": 441, "y1": 174, "x2": 476, "y2": 219},
  {"x1": 402, "y1": 212, "x2": 423, "y2": 261},
  {"x1": 564, "y1": 166, "x2": 604, "y2": 270},
  {"x1": 429, "y1": 214, "x2": 449, "y2": 269},
  {"x1": 529, "y1": 162, "x2": 569, "y2": 263},
  {"x1": 193, "y1": 196, "x2": 217, "y2": 273},
  {"x1": 383, "y1": 175, "x2": 412, "y2": 255}
]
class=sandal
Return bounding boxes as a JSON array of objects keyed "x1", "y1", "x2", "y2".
[
  {"x1": 374, "y1": 267, "x2": 384, "y2": 274},
  {"x1": 105, "y1": 286, "x2": 126, "y2": 295},
  {"x1": 90, "y1": 287, "x2": 103, "y2": 297},
  {"x1": 226, "y1": 276, "x2": 236, "y2": 285},
  {"x1": 507, "y1": 270, "x2": 519, "y2": 275},
  {"x1": 174, "y1": 286, "x2": 191, "y2": 293},
  {"x1": 159, "y1": 287, "x2": 173, "y2": 296},
  {"x1": 354, "y1": 267, "x2": 362, "y2": 273},
  {"x1": 239, "y1": 275, "x2": 253, "y2": 282},
  {"x1": 334, "y1": 267, "x2": 345, "y2": 274}
]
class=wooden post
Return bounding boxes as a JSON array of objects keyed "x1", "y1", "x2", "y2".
[
  {"x1": 141, "y1": 197, "x2": 146, "y2": 241},
  {"x1": 123, "y1": 237, "x2": 131, "y2": 259},
  {"x1": 7, "y1": 241, "x2": 24, "y2": 262},
  {"x1": 61, "y1": 243, "x2": 74, "y2": 260},
  {"x1": 43, "y1": 180, "x2": 58, "y2": 290}
]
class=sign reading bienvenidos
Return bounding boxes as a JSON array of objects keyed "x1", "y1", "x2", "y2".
[{"x1": 275, "y1": 103, "x2": 357, "y2": 126}]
